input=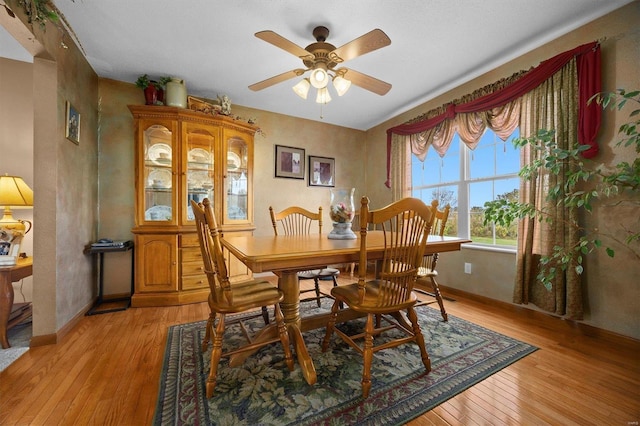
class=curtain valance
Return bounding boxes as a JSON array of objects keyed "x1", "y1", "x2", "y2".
[{"x1": 384, "y1": 42, "x2": 601, "y2": 188}]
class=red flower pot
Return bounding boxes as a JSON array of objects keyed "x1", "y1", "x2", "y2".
[{"x1": 143, "y1": 86, "x2": 158, "y2": 105}]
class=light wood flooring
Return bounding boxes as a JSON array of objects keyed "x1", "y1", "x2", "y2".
[{"x1": 1, "y1": 275, "x2": 639, "y2": 425}]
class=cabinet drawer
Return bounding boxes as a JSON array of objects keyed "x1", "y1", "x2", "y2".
[
  {"x1": 181, "y1": 233, "x2": 200, "y2": 247},
  {"x1": 181, "y1": 247, "x2": 203, "y2": 263},
  {"x1": 182, "y1": 274, "x2": 208, "y2": 290},
  {"x1": 182, "y1": 261, "x2": 205, "y2": 276}
]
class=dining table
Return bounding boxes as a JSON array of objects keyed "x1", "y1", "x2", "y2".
[{"x1": 221, "y1": 230, "x2": 471, "y2": 385}]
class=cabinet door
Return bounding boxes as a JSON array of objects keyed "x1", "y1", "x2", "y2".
[
  {"x1": 182, "y1": 122, "x2": 219, "y2": 224},
  {"x1": 139, "y1": 120, "x2": 178, "y2": 226},
  {"x1": 222, "y1": 128, "x2": 253, "y2": 225},
  {"x1": 135, "y1": 234, "x2": 178, "y2": 293}
]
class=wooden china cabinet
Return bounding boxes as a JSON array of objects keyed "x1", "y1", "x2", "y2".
[{"x1": 129, "y1": 105, "x2": 257, "y2": 307}]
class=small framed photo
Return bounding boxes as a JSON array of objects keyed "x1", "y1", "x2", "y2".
[
  {"x1": 0, "y1": 228, "x2": 24, "y2": 266},
  {"x1": 65, "y1": 101, "x2": 80, "y2": 145},
  {"x1": 308, "y1": 155, "x2": 335, "y2": 187},
  {"x1": 275, "y1": 144, "x2": 305, "y2": 179}
]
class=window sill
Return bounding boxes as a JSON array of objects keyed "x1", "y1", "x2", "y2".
[{"x1": 461, "y1": 243, "x2": 516, "y2": 255}]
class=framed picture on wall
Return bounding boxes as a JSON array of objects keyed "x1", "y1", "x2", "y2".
[
  {"x1": 308, "y1": 155, "x2": 335, "y2": 187},
  {"x1": 65, "y1": 101, "x2": 80, "y2": 145},
  {"x1": 274, "y1": 145, "x2": 305, "y2": 179}
]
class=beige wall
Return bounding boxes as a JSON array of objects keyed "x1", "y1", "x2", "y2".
[
  {"x1": 232, "y1": 105, "x2": 367, "y2": 237},
  {"x1": 364, "y1": 2, "x2": 640, "y2": 339}
]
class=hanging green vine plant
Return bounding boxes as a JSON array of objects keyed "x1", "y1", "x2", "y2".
[
  {"x1": 4, "y1": 0, "x2": 84, "y2": 54},
  {"x1": 17, "y1": 0, "x2": 58, "y2": 28}
]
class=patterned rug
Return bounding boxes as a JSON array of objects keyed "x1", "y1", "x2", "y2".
[{"x1": 154, "y1": 300, "x2": 537, "y2": 425}]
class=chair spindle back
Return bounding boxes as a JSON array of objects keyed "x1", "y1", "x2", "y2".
[
  {"x1": 359, "y1": 196, "x2": 432, "y2": 307},
  {"x1": 269, "y1": 206, "x2": 323, "y2": 236},
  {"x1": 421, "y1": 200, "x2": 451, "y2": 272},
  {"x1": 191, "y1": 198, "x2": 232, "y2": 303}
]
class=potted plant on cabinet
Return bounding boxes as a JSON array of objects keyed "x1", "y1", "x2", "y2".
[{"x1": 135, "y1": 74, "x2": 157, "y2": 105}]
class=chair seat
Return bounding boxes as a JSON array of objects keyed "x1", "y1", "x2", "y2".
[
  {"x1": 297, "y1": 267, "x2": 340, "y2": 279},
  {"x1": 417, "y1": 267, "x2": 437, "y2": 277},
  {"x1": 330, "y1": 280, "x2": 418, "y2": 314},
  {"x1": 210, "y1": 279, "x2": 283, "y2": 313}
]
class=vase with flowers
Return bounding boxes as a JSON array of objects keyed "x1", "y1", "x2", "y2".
[{"x1": 328, "y1": 187, "x2": 356, "y2": 239}]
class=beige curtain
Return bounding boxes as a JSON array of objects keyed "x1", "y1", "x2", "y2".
[
  {"x1": 408, "y1": 72, "x2": 526, "y2": 161},
  {"x1": 409, "y1": 101, "x2": 521, "y2": 160},
  {"x1": 515, "y1": 58, "x2": 582, "y2": 319},
  {"x1": 390, "y1": 133, "x2": 411, "y2": 200}
]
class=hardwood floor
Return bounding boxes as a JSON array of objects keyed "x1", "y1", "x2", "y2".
[{"x1": 1, "y1": 276, "x2": 639, "y2": 425}]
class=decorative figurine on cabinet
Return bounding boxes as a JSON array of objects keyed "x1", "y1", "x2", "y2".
[{"x1": 218, "y1": 94, "x2": 231, "y2": 115}]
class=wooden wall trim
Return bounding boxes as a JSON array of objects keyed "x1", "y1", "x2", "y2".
[{"x1": 29, "y1": 298, "x2": 94, "y2": 347}]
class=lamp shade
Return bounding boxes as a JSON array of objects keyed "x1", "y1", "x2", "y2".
[
  {"x1": 0, "y1": 174, "x2": 33, "y2": 208},
  {"x1": 316, "y1": 87, "x2": 332, "y2": 104},
  {"x1": 292, "y1": 78, "x2": 311, "y2": 99},
  {"x1": 333, "y1": 76, "x2": 352, "y2": 96}
]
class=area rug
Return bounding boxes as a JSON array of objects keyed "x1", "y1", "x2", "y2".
[
  {"x1": 154, "y1": 300, "x2": 537, "y2": 425},
  {"x1": 0, "y1": 321, "x2": 31, "y2": 372}
]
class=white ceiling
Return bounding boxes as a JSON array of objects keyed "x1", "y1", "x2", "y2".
[{"x1": 1, "y1": 0, "x2": 632, "y2": 130}]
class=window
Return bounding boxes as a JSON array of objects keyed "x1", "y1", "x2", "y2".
[{"x1": 411, "y1": 128, "x2": 520, "y2": 247}]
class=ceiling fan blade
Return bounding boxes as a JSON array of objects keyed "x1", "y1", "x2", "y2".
[
  {"x1": 255, "y1": 31, "x2": 314, "y2": 60},
  {"x1": 249, "y1": 69, "x2": 306, "y2": 91},
  {"x1": 330, "y1": 29, "x2": 391, "y2": 63},
  {"x1": 339, "y1": 68, "x2": 392, "y2": 96}
]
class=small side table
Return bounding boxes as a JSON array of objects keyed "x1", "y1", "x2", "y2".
[
  {"x1": 84, "y1": 241, "x2": 134, "y2": 316},
  {"x1": 0, "y1": 257, "x2": 33, "y2": 349}
]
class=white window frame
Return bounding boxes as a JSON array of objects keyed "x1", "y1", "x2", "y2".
[{"x1": 410, "y1": 129, "x2": 519, "y2": 250}]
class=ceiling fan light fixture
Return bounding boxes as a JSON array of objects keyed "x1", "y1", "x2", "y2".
[
  {"x1": 332, "y1": 75, "x2": 351, "y2": 96},
  {"x1": 310, "y1": 63, "x2": 329, "y2": 89},
  {"x1": 316, "y1": 87, "x2": 332, "y2": 104},
  {"x1": 292, "y1": 78, "x2": 311, "y2": 99}
]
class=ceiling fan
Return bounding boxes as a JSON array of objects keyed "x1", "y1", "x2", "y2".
[{"x1": 249, "y1": 26, "x2": 392, "y2": 99}]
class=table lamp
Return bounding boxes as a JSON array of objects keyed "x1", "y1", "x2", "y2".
[{"x1": 0, "y1": 174, "x2": 33, "y2": 266}]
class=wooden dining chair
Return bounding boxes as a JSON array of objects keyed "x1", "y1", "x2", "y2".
[
  {"x1": 321, "y1": 196, "x2": 433, "y2": 398},
  {"x1": 415, "y1": 199, "x2": 451, "y2": 321},
  {"x1": 269, "y1": 205, "x2": 340, "y2": 307},
  {"x1": 191, "y1": 199, "x2": 294, "y2": 398}
]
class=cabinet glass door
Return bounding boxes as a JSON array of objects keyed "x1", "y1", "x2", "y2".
[
  {"x1": 143, "y1": 124, "x2": 174, "y2": 222},
  {"x1": 185, "y1": 125, "x2": 216, "y2": 223},
  {"x1": 225, "y1": 136, "x2": 249, "y2": 222}
]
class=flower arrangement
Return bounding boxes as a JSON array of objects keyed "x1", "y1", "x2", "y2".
[{"x1": 330, "y1": 202, "x2": 353, "y2": 223}]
